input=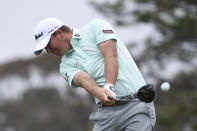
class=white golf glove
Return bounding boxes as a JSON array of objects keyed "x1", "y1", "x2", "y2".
[{"x1": 104, "y1": 83, "x2": 117, "y2": 99}]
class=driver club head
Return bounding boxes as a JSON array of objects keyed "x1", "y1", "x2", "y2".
[{"x1": 137, "y1": 84, "x2": 155, "y2": 103}]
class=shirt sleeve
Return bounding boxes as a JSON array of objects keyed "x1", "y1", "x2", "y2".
[
  {"x1": 59, "y1": 60, "x2": 84, "y2": 88},
  {"x1": 92, "y1": 19, "x2": 117, "y2": 45}
]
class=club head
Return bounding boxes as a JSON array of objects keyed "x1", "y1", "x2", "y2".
[{"x1": 137, "y1": 84, "x2": 155, "y2": 103}]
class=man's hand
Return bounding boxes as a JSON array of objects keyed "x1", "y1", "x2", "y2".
[{"x1": 94, "y1": 86, "x2": 114, "y2": 105}]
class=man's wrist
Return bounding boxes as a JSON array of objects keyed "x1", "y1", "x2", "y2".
[
  {"x1": 91, "y1": 86, "x2": 101, "y2": 98},
  {"x1": 104, "y1": 83, "x2": 115, "y2": 91}
]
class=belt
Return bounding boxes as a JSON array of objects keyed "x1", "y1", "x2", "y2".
[{"x1": 97, "y1": 93, "x2": 138, "y2": 108}]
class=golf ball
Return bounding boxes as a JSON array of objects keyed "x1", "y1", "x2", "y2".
[{"x1": 161, "y1": 82, "x2": 170, "y2": 91}]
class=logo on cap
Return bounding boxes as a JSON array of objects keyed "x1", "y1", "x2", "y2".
[
  {"x1": 35, "y1": 32, "x2": 43, "y2": 40},
  {"x1": 48, "y1": 26, "x2": 59, "y2": 34},
  {"x1": 75, "y1": 34, "x2": 80, "y2": 37}
]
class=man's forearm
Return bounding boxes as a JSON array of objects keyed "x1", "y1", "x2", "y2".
[
  {"x1": 99, "y1": 40, "x2": 118, "y2": 86},
  {"x1": 104, "y1": 54, "x2": 118, "y2": 85},
  {"x1": 73, "y1": 71, "x2": 113, "y2": 104},
  {"x1": 73, "y1": 72, "x2": 99, "y2": 97}
]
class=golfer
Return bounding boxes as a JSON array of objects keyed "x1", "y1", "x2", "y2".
[{"x1": 33, "y1": 18, "x2": 156, "y2": 131}]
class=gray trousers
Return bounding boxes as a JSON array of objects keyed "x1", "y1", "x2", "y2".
[{"x1": 89, "y1": 101, "x2": 156, "y2": 131}]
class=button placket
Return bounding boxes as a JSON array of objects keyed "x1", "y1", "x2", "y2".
[{"x1": 71, "y1": 39, "x2": 88, "y2": 62}]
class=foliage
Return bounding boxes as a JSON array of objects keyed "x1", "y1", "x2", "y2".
[
  {"x1": 154, "y1": 69, "x2": 197, "y2": 131},
  {"x1": 0, "y1": 88, "x2": 94, "y2": 131},
  {"x1": 0, "y1": 54, "x2": 61, "y2": 79}
]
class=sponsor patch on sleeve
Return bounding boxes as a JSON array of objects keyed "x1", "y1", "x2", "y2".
[{"x1": 102, "y1": 30, "x2": 114, "y2": 33}]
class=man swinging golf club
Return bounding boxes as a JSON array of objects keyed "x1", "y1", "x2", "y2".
[{"x1": 33, "y1": 18, "x2": 156, "y2": 131}]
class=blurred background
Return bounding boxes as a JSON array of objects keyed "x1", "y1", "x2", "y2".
[{"x1": 0, "y1": 0, "x2": 197, "y2": 131}]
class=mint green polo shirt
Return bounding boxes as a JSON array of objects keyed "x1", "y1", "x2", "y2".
[{"x1": 60, "y1": 19, "x2": 146, "y2": 104}]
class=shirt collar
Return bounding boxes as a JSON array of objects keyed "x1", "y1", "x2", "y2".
[
  {"x1": 65, "y1": 49, "x2": 74, "y2": 56},
  {"x1": 64, "y1": 28, "x2": 82, "y2": 56},
  {"x1": 72, "y1": 28, "x2": 82, "y2": 39}
]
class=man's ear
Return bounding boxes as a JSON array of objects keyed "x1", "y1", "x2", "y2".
[
  {"x1": 56, "y1": 29, "x2": 65, "y2": 39},
  {"x1": 56, "y1": 29, "x2": 63, "y2": 34},
  {"x1": 51, "y1": 29, "x2": 62, "y2": 38}
]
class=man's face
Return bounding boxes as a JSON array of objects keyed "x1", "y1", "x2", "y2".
[{"x1": 45, "y1": 30, "x2": 72, "y2": 56}]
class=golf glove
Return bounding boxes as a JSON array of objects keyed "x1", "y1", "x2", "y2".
[{"x1": 104, "y1": 83, "x2": 117, "y2": 99}]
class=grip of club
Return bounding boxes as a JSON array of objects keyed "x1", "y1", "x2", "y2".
[{"x1": 108, "y1": 96, "x2": 114, "y2": 101}]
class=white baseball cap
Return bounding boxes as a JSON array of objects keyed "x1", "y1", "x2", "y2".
[{"x1": 34, "y1": 18, "x2": 64, "y2": 55}]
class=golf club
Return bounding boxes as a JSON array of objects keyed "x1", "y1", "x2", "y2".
[{"x1": 108, "y1": 84, "x2": 155, "y2": 104}]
